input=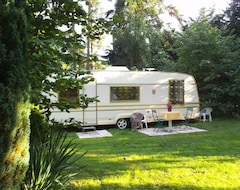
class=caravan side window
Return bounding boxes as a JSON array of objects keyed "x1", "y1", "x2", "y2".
[
  {"x1": 169, "y1": 80, "x2": 184, "y2": 105},
  {"x1": 110, "y1": 86, "x2": 140, "y2": 102},
  {"x1": 58, "y1": 87, "x2": 79, "y2": 104}
]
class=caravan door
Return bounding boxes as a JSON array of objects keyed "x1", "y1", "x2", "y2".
[{"x1": 81, "y1": 82, "x2": 98, "y2": 126}]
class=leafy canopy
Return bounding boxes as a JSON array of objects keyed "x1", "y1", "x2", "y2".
[
  {"x1": 26, "y1": 0, "x2": 109, "y2": 118},
  {"x1": 175, "y1": 11, "x2": 240, "y2": 116}
]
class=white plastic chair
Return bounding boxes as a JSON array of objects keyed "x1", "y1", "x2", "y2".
[
  {"x1": 200, "y1": 107, "x2": 213, "y2": 122},
  {"x1": 141, "y1": 115, "x2": 148, "y2": 128}
]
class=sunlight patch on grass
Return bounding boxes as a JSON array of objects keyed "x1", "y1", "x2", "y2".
[
  {"x1": 67, "y1": 120, "x2": 240, "y2": 189},
  {"x1": 72, "y1": 154, "x2": 240, "y2": 189}
]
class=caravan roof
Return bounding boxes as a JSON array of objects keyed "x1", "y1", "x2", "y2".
[{"x1": 91, "y1": 70, "x2": 196, "y2": 85}]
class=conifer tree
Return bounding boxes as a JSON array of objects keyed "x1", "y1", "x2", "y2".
[{"x1": 0, "y1": 0, "x2": 30, "y2": 189}]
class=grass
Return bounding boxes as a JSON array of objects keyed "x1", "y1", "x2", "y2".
[{"x1": 66, "y1": 119, "x2": 240, "y2": 190}]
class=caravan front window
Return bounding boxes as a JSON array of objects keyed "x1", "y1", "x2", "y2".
[
  {"x1": 169, "y1": 80, "x2": 184, "y2": 105},
  {"x1": 110, "y1": 86, "x2": 140, "y2": 102}
]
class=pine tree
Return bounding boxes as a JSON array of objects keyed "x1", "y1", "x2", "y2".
[{"x1": 0, "y1": 0, "x2": 30, "y2": 189}]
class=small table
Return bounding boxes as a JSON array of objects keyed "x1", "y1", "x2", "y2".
[{"x1": 159, "y1": 112, "x2": 185, "y2": 131}]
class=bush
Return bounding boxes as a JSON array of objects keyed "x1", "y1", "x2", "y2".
[
  {"x1": 22, "y1": 110, "x2": 86, "y2": 190},
  {"x1": 30, "y1": 108, "x2": 51, "y2": 143}
]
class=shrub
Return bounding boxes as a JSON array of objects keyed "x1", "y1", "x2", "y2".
[{"x1": 22, "y1": 120, "x2": 86, "y2": 190}]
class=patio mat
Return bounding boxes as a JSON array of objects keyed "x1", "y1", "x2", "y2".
[
  {"x1": 76, "y1": 130, "x2": 112, "y2": 139},
  {"x1": 138, "y1": 126, "x2": 207, "y2": 136}
]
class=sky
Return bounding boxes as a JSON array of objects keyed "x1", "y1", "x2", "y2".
[
  {"x1": 99, "y1": 0, "x2": 231, "y2": 25},
  {"x1": 99, "y1": 0, "x2": 231, "y2": 17},
  {"x1": 97, "y1": 0, "x2": 231, "y2": 53},
  {"x1": 163, "y1": 0, "x2": 231, "y2": 28},
  {"x1": 165, "y1": 0, "x2": 230, "y2": 17},
  {"x1": 85, "y1": 0, "x2": 231, "y2": 32}
]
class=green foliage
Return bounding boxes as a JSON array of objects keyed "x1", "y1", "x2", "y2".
[
  {"x1": 30, "y1": 107, "x2": 51, "y2": 143},
  {"x1": 148, "y1": 29, "x2": 178, "y2": 71},
  {"x1": 26, "y1": 0, "x2": 87, "y2": 106},
  {"x1": 174, "y1": 13, "x2": 240, "y2": 117},
  {"x1": 225, "y1": 0, "x2": 240, "y2": 37},
  {"x1": 40, "y1": 69, "x2": 97, "y2": 120},
  {"x1": 60, "y1": 118, "x2": 83, "y2": 131},
  {"x1": 26, "y1": 0, "x2": 107, "y2": 122},
  {"x1": 110, "y1": 0, "x2": 178, "y2": 70},
  {"x1": 23, "y1": 126, "x2": 86, "y2": 190},
  {"x1": 24, "y1": 107, "x2": 86, "y2": 189},
  {"x1": 0, "y1": 0, "x2": 30, "y2": 189}
]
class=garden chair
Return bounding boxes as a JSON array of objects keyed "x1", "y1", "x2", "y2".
[
  {"x1": 182, "y1": 107, "x2": 193, "y2": 129},
  {"x1": 200, "y1": 107, "x2": 213, "y2": 122},
  {"x1": 141, "y1": 114, "x2": 148, "y2": 128},
  {"x1": 152, "y1": 110, "x2": 165, "y2": 132},
  {"x1": 130, "y1": 112, "x2": 145, "y2": 131}
]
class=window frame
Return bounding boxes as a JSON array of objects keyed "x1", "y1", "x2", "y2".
[
  {"x1": 110, "y1": 85, "x2": 140, "y2": 102},
  {"x1": 169, "y1": 79, "x2": 184, "y2": 105}
]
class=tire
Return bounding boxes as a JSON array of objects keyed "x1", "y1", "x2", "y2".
[{"x1": 116, "y1": 118, "x2": 129, "y2": 129}]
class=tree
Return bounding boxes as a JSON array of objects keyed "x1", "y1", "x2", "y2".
[
  {"x1": 26, "y1": 0, "x2": 108, "y2": 118},
  {"x1": 148, "y1": 29, "x2": 178, "y2": 71},
  {"x1": 174, "y1": 12, "x2": 240, "y2": 117},
  {"x1": 225, "y1": 0, "x2": 240, "y2": 37},
  {"x1": 0, "y1": 0, "x2": 30, "y2": 189},
  {"x1": 211, "y1": 0, "x2": 240, "y2": 37},
  {"x1": 27, "y1": 0, "x2": 86, "y2": 107},
  {"x1": 110, "y1": 0, "x2": 179, "y2": 70},
  {"x1": 0, "y1": 0, "x2": 110, "y2": 188}
]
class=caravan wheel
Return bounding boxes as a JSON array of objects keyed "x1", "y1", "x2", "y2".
[{"x1": 116, "y1": 119, "x2": 128, "y2": 129}]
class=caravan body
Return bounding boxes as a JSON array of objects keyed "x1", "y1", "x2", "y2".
[{"x1": 50, "y1": 67, "x2": 200, "y2": 128}]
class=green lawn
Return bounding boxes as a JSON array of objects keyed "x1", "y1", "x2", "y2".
[{"x1": 66, "y1": 119, "x2": 240, "y2": 190}]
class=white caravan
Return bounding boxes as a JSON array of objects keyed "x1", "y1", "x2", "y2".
[{"x1": 50, "y1": 67, "x2": 200, "y2": 129}]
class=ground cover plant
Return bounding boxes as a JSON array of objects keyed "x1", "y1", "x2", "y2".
[{"x1": 66, "y1": 119, "x2": 240, "y2": 190}]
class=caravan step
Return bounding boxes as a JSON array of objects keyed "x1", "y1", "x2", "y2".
[{"x1": 82, "y1": 126, "x2": 96, "y2": 132}]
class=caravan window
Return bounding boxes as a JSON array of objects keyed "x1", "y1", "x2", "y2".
[
  {"x1": 110, "y1": 86, "x2": 140, "y2": 102},
  {"x1": 169, "y1": 80, "x2": 184, "y2": 105},
  {"x1": 59, "y1": 87, "x2": 79, "y2": 104}
]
